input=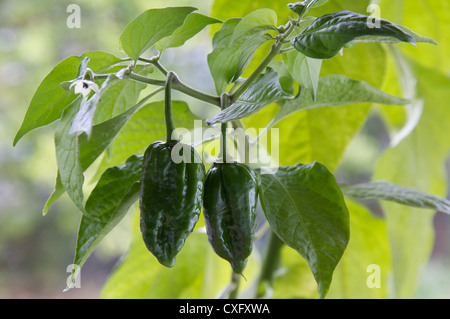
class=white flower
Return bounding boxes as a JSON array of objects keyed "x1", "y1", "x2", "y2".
[{"x1": 69, "y1": 80, "x2": 99, "y2": 98}]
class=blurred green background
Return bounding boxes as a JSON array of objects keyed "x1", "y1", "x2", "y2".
[{"x1": 1, "y1": 0, "x2": 449, "y2": 298}]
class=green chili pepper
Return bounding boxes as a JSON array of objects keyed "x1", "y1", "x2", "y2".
[
  {"x1": 139, "y1": 141, "x2": 205, "y2": 267},
  {"x1": 202, "y1": 162, "x2": 258, "y2": 274}
]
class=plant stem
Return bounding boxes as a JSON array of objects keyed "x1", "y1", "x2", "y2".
[
  {"x1": 138, "y1": 57, "x2": 169, "y2": 76},
  {"x1": 165, "y1": 72, "x2": 178, "y2": 143},
  {"x1": 231, "y1": 20, "x2": 297, "y2": 102},
  {"x1": 255, "y1": 231, "x2": 284, "y2": 298},
  {"x1": 129, "y1": 72, "x2": 220, "y2": 107}
]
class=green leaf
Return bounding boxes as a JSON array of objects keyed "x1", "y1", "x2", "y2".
[
  {"x1": 267, "y1": 60, "x2": 295, "y2": 95},
  {"x1": 69, "y1": 155, "x2": 143, "y2": 285},
  {"x1": 283, "y1": 50, "x2": 322, "y2": 101},
  {"x1": 292, "y1": 10, "x2": 434, "y2": 59},
  {"x1": 288, "y1": 0, "x2": 329, "y2": 16},
  {"x1": 119, "y1": 7, "x2": 197, "y2": 60},
  {"x1": 311, "y1": 0, "x2": 329, "y2": 8},
  {"x1": 206, "y1": 68, "x2": 293, "y2": 124},
  {"x1": 259, "y1": 162, "x2": 350, "y2": 299},
  {"x1": 230, "y1": 8, "x2": 277, "y2": 42},
  {"x1": 156, "y1": 13, "x2": 221, "y2": 52},
  {"x1": 42, "y1": 173, "x2": 64, "y2": 216},
  {"x1": 341, "y1": 181, "x2": 450, "y2": 214},
  {"x1": 14, "y1": 51, "x2": 122, "y2": 146},
  {"x1": 207, "y1": 14, "x2": 274, "y2": 94},
  {"x1": 267, "y1": 74, "x2": 409, "y2": 130}
]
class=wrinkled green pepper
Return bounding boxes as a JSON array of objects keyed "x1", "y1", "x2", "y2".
[
  {"x1": 139, "y1": 141, "x2": 205, "y2": 267},
  {"x1": 202, "y1": 162, "x2": 258, "y2": 274}
]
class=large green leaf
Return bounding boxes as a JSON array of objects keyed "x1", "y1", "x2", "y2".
[
  {"x1": 14, "y1": 51, "x2": 122, "y2": 146},
  {"x1": 156, "y1": 13, "x2": 221, "y2": 52},
  {"x1": 292, "y1": 11, "x2": 435, "y2": 59},
  {"x1": 70, "y1": 155, "x2": 143, "y2": 283},
  {"x1": 259, "y1": 162, "x2": 350, "y2": 299},
  {"x1": 207, "y1": 10, "x2": 276, "y2": 94},
  {"x1": 266, "y1": 74, "x2": 409, "y2": 130},
  {"x1": 119, "y1": 7, "x2": 197, "y2": 60},
  {"x1": 341, "y1": 181, "x2": 450, "y2": 214},
  {"x1": 206, "y1": 68, "x2": 293, "y2": 124}
]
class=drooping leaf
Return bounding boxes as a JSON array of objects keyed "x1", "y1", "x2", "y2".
[
  {"x1": 341, "y1": 181, "x2": 450, "y2": 214},
  {"x1": 206, "y1": 68, "x2": 293, "y2": 124},
  {"x1": 267, "y1": 74, "x2": 409, "y2": 130},
  {"x1": 156, "y1": 13, "x2": 222, "y2": 52},
  {"x1": 207, "y1": 11, "x2": 275, "y2": 94},
  {"x1": 291, "y1": 10, "x2": 435, "y2": 59},
  {"x1": 259, "y1": 162, "x2": 350, "y2": 299},
  {"x1": 119, "y1": 7, "x2": 197, "y2": 60},
  {"x1": 14, "y1": 51, "x2": 122, "y2": 146},
  {"x1": 42, "y1": 172, "x2": 64, "y2": 216}
]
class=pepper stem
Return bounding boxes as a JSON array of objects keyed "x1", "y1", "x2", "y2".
[
  {"x1": 219, "y1": 93, "x2": 230, "y2": 163},
  {"x1": 165, "y1": 71, "x2": 178, "y2": 144}
]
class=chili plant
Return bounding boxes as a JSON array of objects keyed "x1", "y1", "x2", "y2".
[{"x1": 14, "y1": 0, "x2": 450, "y2": 299}]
